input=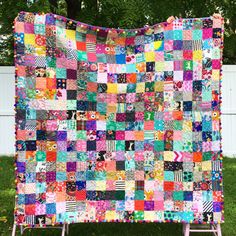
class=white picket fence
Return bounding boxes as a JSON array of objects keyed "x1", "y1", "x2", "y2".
[{"x1": 0, "y1": 66, "x2": 236, "y2": 157}]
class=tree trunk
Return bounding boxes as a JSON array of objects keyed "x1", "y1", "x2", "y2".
[
  {"x1": 65, "y1": 0, "x2": 82, "y2": 19},
  {"x1": 48, "y1": 0, "x2": 58, "y2": 13}
]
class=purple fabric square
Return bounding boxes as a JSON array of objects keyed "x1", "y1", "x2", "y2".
[
  {"x1": 115, "y1": 151, "x2": 126, "y2": 161},
  {"x1": 213, "y1": 202, "x2": 222, "y2": 212},
  {"x1": 25, "y1": 194, "x2": 36, "y2": 205},
  {"x1": 173, "y1": 40, "x2": 183, "y2": 50},
  {"x1": 86, "y1": 121, "x2": 96, "y2": 130},
  {"x1": 17, "y1": 162, "x2": 25, "y2": 173},
  {"x1": 57, "y1": 131, "x2": 67, "y2": 141},
  {"x1": 67, "y1": 162, "x2": 76, "y2": 172},
  {"x1": 184, "y1": 71, "x2": 193, "y2": 80},
  {"x1": 57, "y1": 141, "x2": 67, "y2": 151},
  {"x1": 144, "y1": 201, "x2": 154, "y2": 211},
  {"x1": 46, "y1": 14, "x2": 56, "y2": 25},
  {"x1": 46, "y1": 171, "x2": 56, "y2": 182},
  {"x1": 174, "y1": 61, "x2": 183, "y2": 71}
]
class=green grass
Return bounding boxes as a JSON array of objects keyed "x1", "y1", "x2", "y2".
[{"x1": 0, "y1": 156, "x2": 235, "y2": 236}]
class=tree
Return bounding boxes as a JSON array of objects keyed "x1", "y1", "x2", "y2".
[{"x1": 0, "y1": 0, "x2": 235, "y2": 65}]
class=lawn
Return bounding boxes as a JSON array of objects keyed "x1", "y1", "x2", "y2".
[{"x1": 0, "y1": 156, "x2": 235, "y2": 236}]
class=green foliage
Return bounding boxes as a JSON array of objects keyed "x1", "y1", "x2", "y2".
[{"x1": 0, "y1": 0, "x2": 236, "y2": 65}]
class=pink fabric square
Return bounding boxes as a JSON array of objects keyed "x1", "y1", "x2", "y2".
[
  {"x1": 87, "y1": 53, "x2": 97, "y2": 62},
  {"x1": 96, "y1": 44, "x2": 106, "y2": 54},
  {"x1": 135, "y1": 170, "x2": 145, "y2": 180},
  {"x1": 24, "y1": 23, "x2": 34, "y2": 33},
  {"x1": 203, "y1": 28, "x2": 213, "y2": 39},
  {"x1": 46, "y1": 120, "x2": 57, "y2": 131},
  {"x1": 57, "y1": 58, "x2": 67, "y2": 68},
  {"x1": 212, "y1": 120, "x2": 219, "y2": 131},
  {"x1": 144, "y1": 121, "x2": 154, "y2": 130},
  {"x1": 126, "y1": 37, "x2": 135, "y2": 45},
  {"x1": 15, "y1": 22, "x2": 25, "y2": 33},
  {"x1": 183, "y1": 152, "x2": 193, "y2": 162},
  {"x1": 66, "y1": 59, "x2": 77, "y2": 70},
  {"x1": 174, "y1": 151, "x2": 183, "y2": 162},
  {"x1": 76, "y1": 140, "x2": 87, "y2": 151},
  {"x1": 107, "y1": 94, "x2": 117, "y2": 103},
  {"x1": 106, "y1": 161, "x2": 116, "y2": 171},
  {"x1": 77, "y1": 161, "x2": 87, "y2": 171},
  {"x1": 135, "y1": 151, "x2": 144, "y2": 161},
  {"x1": 202, "y1": 141, "x2": 212, "y2": 152},
  {"x1": 35, "y1": 203, "x2": 46, "y2": 215},
  {"x1": 97, "y1": 93, "x2": 107, "y2": 102},
  {"x1": 164, "y1": 40, "x2": 173, "y2": 50},
  {"x1": 106, "y1": 180, "x2": 115, "y2": 190},
  {"x1": 164, "y1": 112, "x2": 172, "y2": 121},
  {"x1": 125, "y1": 131, "x2": 135, "y2": 140},
  {"x1": 155, "y1": 52, "x2": 164, "y2": 61},
  {"x1": 96, "y1": 140, "x2": 106, "y2": 151},
  {"x1": 212, "y1": 60, "x2": 220, "y2": 69},
  {"x1": 96, "y1": 201, "x2": 106, "y2": 210},
  {"x1": 173, "y1": 131, "x2": 182, "y2": 140},
  {"x1": 126, "y1": 93, "x2": 136, "y2": 103},
  {"x1": 213, "y1": 18, "x2": 222, "y2": 28},
  {"x1": 154, "y1": 201, "x2": 164, "y2": 210},
  {"x1": 135, "y1": 112, "x2": 144, "y2": 121},
  {"x1": 174, "y1": 182, "x2": 183, "y2": 191},
  {"x1": 183, "y1": 81, "x2": 192, "y2": 91},
  {"x1": 183, "y1": 30, "x2": 192, "y2": 40},
  {"x1": 116, "y1": 131, "x2": 125, "y2": 140}
]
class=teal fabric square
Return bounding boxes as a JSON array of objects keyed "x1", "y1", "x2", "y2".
[
  {"x1": 164, "y1": 171, "x2": 174, "y2": 181},
  {"x1": 173, "y1": 191, "x2": 184, "y2": 201},
  {"x1": 57, "y1": 152, "x2": 67, "y2": 162},
  {"x1": 77, "y1": 51, "x2": 87, "y2": 60},
  {"x1": 56, "y1": 68, "x2": 66, "y2": 78},
  {"x1": 193, "y1": 30, "x2": 202, "y2": 40},
  {"x1": 154, "y1": 120, "x2": 164, "y2": 130},
  {"x1": 173, "y1": 30, "x2": 183, "y2": 40},
  {"x1": 173, "y1": 141, "x2": 183, "y2": 151},
  {"x1": 56, "y1": 172, "x2": 67, "y2": 181},
  {"x1": 126, "y1": 64, "x2": 136, "y2": 73}
]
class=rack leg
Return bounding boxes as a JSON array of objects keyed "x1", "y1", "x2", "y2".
[
  {"x1": 20, "y1": 225, "x2": 24, "y2": 235},
  {"x1": 11, "y1": 223, "x2": 16, "y2": 236},
  {"x1": 66, "y1": 223, "x2": 69, "y2": 235},
  {"x1": 61, "y1": 223, "x2": 66, "y2": 236},
  {"x1": 184, "y1": 223, "x2": 190, "y2": 236},
  {"x1": 217, "y1": 224, "x2": 222, "y2": 236}
]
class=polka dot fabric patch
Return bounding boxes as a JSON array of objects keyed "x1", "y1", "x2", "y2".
[{"x1": 14, "y1": 12, "x2": 224, "y2": 226}]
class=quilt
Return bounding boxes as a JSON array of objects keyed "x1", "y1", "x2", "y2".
[{"x1": 14, "y1": 11, "x2": 224, "y2": 226}]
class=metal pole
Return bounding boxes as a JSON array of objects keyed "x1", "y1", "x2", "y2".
[
  {"x1": 11, "y1": 223, "x2": 16, "y2": 236},
  {"x1": 61, "y1": 223, "x2": 66, "y2": 236}
]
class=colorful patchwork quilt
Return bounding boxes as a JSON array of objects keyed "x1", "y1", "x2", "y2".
[{"x1": 14, "y1": 11, "x2": 224, "y2": 226}]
